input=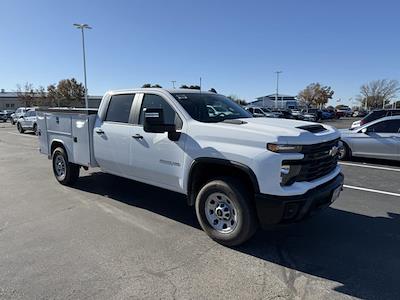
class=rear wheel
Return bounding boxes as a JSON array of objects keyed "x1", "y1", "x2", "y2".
[
  {"x1": 52, "y1": 147, "x2": 80, "y2": 185},
  {"x1": 17, "y1": 123, "x2": 24, "y2": 133},
  {"x1": 195, "y1": 177, "x2": 258, "y2": 246}
]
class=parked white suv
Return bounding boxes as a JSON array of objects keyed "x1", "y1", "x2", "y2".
[
  {"x1": 17, "y1": 109, "x2": 38, "y2": 134},
  {"x1": 37, "y1": 88, "x2": 344, "y2": 246},
  {"x1": 11, "y1": 107, "x2": 30, "y2": 125}
]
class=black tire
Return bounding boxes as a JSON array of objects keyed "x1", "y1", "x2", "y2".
[
  {"x1": 32, "y1": 123, "x2": 37, "y2": 135},
  {"x1": 52, "y1": 147, "x2": 80, "y2": 185},
  {"x1": 195, "y1": 177, "x2": 258, "y2": 246},
  {"x1": 17, "y1": 123, "x2": 24, "y2": 133},
  {"x1": 339, "y1": 142, "x2": 352, "y2": 161},
  {"x1": 11, "y1": 120, "x2": 15, "y2": 125}
]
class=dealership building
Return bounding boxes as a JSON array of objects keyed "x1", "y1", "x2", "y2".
[
  {"x1": 0, "y1": 89, "x2": 103, "y2": 110},
  {"x1": 248, "y1": 94, "x2": 299, "y2": 109}
]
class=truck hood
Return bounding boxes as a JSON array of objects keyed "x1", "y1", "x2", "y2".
[{"x1": 189, "y1": 117, "x2": 340, "y2": 146}]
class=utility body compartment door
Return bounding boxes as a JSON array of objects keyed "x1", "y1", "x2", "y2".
[
  {"x1": 72, "y1": 115, "x2": 92, "y2": 166},
  {"x1": 37, "y1": 110, "x2": 97, "y2": 167},
  {"x1": 37, "y1": 111, "x2": 49, "y2": 155}
]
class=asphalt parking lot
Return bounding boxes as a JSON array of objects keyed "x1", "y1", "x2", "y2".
[{"x1": 0, "y1": 119, "x2": 399, "y2": 300}]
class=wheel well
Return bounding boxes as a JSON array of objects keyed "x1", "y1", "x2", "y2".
[
  {"x1": 51, "y1": 141, "x2": 65, "y2": 156},
  {"x1": 342, "y1": 140, "x2": 352, "y2": 154},
  {"x1": 187, "y1": 160, "x2": 259, "y2": 206}
]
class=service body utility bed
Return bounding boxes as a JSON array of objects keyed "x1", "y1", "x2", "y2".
[{"x1": 37, "y1": 108, "x2": 99, "y2": 168}]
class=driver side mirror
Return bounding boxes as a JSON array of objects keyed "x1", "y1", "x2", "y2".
[
  {"x1": 143, "y1": 108, "x2": 175, "y2": 133},
  {"x1": 143, "y1": 108, "x2": 180, "y2": 141},
  {"x1": 360, "y1": 127, "x2": 368, "y2": 134}
]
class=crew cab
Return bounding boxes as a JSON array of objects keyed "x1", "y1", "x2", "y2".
[{"x1": 37, "y1": 88, "x2": 344, "y2": 246}]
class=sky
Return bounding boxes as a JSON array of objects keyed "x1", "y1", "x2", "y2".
[{"x1": 1, "y1": 0, "x2": 399, "y2": 106}]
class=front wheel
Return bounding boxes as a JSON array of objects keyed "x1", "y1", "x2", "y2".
[
  {"x1": 339, "y1": 142, "x2": 351, "y2": 160},
  {"x1": 195, "y1": 177, "x2": 258, "y2": 246},
  {"x1": 52, "y1": 147, "x2": 80, "y2": 185},
  {"x1": 17, "y1": 123, "x2": 24, "y2": 133},
  {"x1": 32, "y1": 123, "x2": 37, "y2": 135}
]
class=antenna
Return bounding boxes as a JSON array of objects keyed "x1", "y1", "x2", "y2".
[
  {"x1": 171, "y1": 80, "x2": 176, "y2": 89},
  {"x1": 200, "y1": 77, "x2": 202, "y2": 93}
]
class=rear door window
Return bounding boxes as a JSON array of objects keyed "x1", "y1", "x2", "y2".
[{"x1": 105, "y1": 94, "x2": 135, "y2": 123}]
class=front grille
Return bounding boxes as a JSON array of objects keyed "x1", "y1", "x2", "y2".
[{"x1": 283, "y1": 138, "x2": 339, "y2": 184}]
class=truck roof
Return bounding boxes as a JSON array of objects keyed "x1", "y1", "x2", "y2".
[{"x1": 109, "y1": 88, "x2": 215, "y2": 95}]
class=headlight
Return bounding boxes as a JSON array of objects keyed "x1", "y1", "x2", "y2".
[{"x1": 267, "y1": 143, "x2": 302, "y2": 153}]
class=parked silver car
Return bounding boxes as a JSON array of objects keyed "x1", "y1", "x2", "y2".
[
  {"x1": 339, "y1": 116, "x2": 400, "y2": 161},
  {"x1": 17, "y1": 109, "x2": 38, "y2": 134},
  {"x1": 245, "y1": 106, "x2": 279, "y2": 118}
]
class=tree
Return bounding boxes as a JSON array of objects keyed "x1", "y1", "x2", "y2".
[
  {"x1": 179, "y1": 84, "x2": 200, "y2": 90},
  {"x1": 142, "y1": 83, "x2": 162, "y2": 88},
  {"x1": 16, "y1": 82, "x2": 35, "y2": 107},
  {"x1": 47, "y1": 78, "x2": 85, "y2": 107},
  {"x1": 358, "y1": 79, "x2": 400, "y2": 109},
  {"x1": 34, "y1": 86, "x2": 47, "y2": 106},
  {"x1": 298, "y1": 83, "x2": 334, "y2": 109},
  {"x1": 227, "y1": 95, "x2": 247, "y2": 106}
]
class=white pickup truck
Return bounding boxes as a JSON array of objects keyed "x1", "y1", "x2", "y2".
[{"x1": 37, "y1": 88, "x2": 344, "y2": 246}]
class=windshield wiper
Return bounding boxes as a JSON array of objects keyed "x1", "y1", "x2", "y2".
[{"x1": 222, "y1": 119, "x2": 247, "y2": 124}]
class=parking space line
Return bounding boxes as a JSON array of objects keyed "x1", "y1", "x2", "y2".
[
  {"x1": 339, "y1": 162, "x2": 400, "y2": 172},
  {"x1": 344, "y1": 185, "x2": 400, "y2": 197}
]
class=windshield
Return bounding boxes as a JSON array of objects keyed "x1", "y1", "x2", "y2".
[
  {"x1": 363, "y1": 110, "x2": 386, "y2": 123},
  {"x1": 171, "y1": 93, "x2": 251, "y2": 123}
]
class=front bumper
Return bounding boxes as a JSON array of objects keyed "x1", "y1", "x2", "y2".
[{"x1": 254, "y1": 173, "x2": 344, "y2": 228}]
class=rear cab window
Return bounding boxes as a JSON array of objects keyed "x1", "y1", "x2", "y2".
[{"x1": 105, "y1": 94, "x2": 135, "y2": 123}]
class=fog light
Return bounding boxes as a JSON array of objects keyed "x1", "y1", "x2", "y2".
[{"x1": 284, "y1": 203, "x2": 299, "y2": 219}]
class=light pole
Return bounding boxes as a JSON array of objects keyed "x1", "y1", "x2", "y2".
[
  {"x1": 275, "y1": 71, "x2": 282, "y2": 109},
  {"x1": 73, "y1": 23, "x2": 92, "y2": 109}
]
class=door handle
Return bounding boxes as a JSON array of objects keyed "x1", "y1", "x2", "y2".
[
  {"x1": 132, "y1": 134, "x2": 143, "y2": 139},
  {"x1": 95, "y1": 128, "x2": 105, "y2": 134}
]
